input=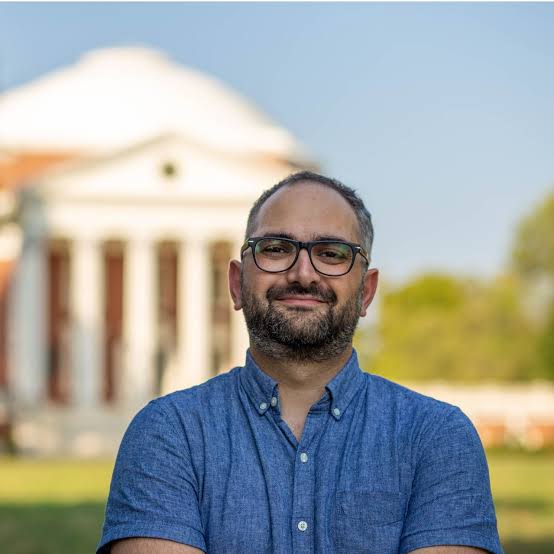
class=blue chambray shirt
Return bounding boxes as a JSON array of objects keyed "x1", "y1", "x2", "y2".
[{"x1": 98, "y1": 349, "x2": 503, "y2": 554}]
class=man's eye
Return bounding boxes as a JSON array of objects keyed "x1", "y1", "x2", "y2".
[
  {"x1": 258, "y1": 241, "x2": 293, "y2": 255},
  {"x1": 321, "y1": 252, "x2": 347, "y2": 263},
  {"x1": 313, "y1": 243, "x2": 352, "y2": 264},
  {"x1": 318, "y1": 249, "x2": 348, "y2": 259},
  {"x1": 320, "y1": 250, "x2": 342, "y2": 258},
  {"x1": 263, "y1": 245, "x2": 286, "y2": 253}
]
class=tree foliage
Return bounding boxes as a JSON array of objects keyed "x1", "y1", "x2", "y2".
[
  {"x1": 356, "y1": 273, "x2": 543, "y2": 382},
  {"x1": 511, "y1": 191, "x2": 554, "y2": 279},
  {"x1": 538, "y1": 302, "x2": 554, "y2": 380},
  {"x1": 355, "y1": 189, "x2": 554, "y2": 382},
  {"x1": 511, "y1": 189, "x2": 554, "y2": 380}
]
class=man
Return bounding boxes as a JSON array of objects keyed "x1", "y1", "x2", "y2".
[{"x1": 98, "y1": 171, "x2": 503, "y2": 554}]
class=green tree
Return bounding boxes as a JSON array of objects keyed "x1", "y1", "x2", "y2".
[
  {"x1": 538, "y1": 302, "x2": 554, "y2": 380},
  {"x1": 511, "y1": 189, "x2": 554, "y2": 380},
  {"x1": 356, "y1": 273, "x2": 542, "y2": 382},
  {"x1": 355, "y1": 189, "x2": 554, "y2": 382},
  {"x1": 511, "y1": 191, "x2": 554, "y2": 279}
]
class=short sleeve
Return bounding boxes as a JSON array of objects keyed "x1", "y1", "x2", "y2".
[
  {"x1": 399, "y1": 406, "x2": 503, "y2": 554},
  {"x1": 97, "y1": 400, "x2": 206, "y2": 553}
]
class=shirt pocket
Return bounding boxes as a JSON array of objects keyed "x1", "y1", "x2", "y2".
[{"x1": 331, "y1": 490, "x2": 405, "y2": 554}]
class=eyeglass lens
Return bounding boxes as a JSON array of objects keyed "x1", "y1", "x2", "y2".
[{"x1": 254, "y1": 238, "x2": 354, "y2": 275}]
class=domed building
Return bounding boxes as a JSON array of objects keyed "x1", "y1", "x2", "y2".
[{"x1": 0, "y1": 47, "x2": 315, "y2": 456}]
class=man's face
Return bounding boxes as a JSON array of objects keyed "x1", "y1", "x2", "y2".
[{"x1": 230, "y1": 182, "x2": 378, "y2": 362}]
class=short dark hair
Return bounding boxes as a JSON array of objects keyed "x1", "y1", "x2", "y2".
[{"x1": 245, "y1": 170, "x2": 374, "y2": 261}]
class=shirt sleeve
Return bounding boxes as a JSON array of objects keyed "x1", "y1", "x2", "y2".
[
  {"x1": 399, "y1": 406, "x2": 504, "y2": 554},
  {"x1": 97, "y1": 399, "x2": 206, "y2": 553}
]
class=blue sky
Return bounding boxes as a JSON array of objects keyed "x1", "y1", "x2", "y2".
[{"x1": 1, "y1": 2, "x2": 553, "y2": 284}]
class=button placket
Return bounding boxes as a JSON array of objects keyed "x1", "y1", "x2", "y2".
[{"x1": 291, "y1": 414, "x2": 321, "y2": 552}]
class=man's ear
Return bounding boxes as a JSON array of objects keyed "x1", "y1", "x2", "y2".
[
  {"x1": 359, "y1": 268, "x2": 378, "y2": 317},
  {"x1": 228, "y1": 259, "x2": 243, "y2": 310}
]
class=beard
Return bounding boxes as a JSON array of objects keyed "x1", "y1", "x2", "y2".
[{"x1": 240, "y1": 274, "x2": 363, "y2": 363}]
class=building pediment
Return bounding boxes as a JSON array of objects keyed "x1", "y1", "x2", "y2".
[{"x1": 32, "y1": 133, "x2": 293, "y2": 206}]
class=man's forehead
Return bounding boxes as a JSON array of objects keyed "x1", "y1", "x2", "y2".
[
  {"x1": 253, "y1": 230, "x2": 351, "y2": 242},
  {"x1": 261, "y1": 181, "x2": 346, "y2": 207},
  {"x1": 252, "y1": 182, "x2": 360, "y2": 240}
]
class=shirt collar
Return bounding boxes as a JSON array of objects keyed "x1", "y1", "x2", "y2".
[{"x1": 239, "y1": 348, "x2": 365, "y2": 421}]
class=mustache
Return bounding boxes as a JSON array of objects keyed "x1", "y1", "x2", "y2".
[{"x1": 266, "y1": 283, "x2": 337, "y2": 304}]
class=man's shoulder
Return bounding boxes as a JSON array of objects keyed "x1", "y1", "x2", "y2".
[
  {"x1": 364, "y1": 371, "x2": 469, "y2": 431},
  {"x1": 151, "y1": 366, "x2": 240, "y2": 414},
  {"x1": 364, "y1": 372, "x2": 482, "y2": 461},
  {"x1": 366, "y1": 372, "x2": 455, "y2": 412},
  {"x1": 122, "y1": 367, "x2": 241, "y2": 451}
]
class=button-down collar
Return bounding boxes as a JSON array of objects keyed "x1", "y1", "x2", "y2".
[
  {"x1": 239, "y1": 348, "x2": 365, "y2": 420},
  {"x1": 240, "y1": 350, "x2": 279, "y2": 415},
  {"x1": 325, "y1": 349, "x2": 365, "y2": 420}
]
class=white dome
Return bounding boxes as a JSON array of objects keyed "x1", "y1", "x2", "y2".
[{"x1": 0, "y1": 46, "x2": 309, "y2": 161}]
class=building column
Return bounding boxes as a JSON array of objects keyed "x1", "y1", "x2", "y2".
[
  {"x1": 8, "y1": 236, "x2": 47, "y2": 406},
  {"x1": 122, "y1": 237, "x2": 156, "y2": 407},
  {"x1": 176, "y1": 238, "x2": 211, "y2": 389},
  {"x1": 70, "y1": 237, "x2": 103, "y2": 408},
  {"x1": 230, "y1": 238, "x2": 250, "y2": 368}
]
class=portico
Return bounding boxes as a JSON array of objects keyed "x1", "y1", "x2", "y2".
[
  {"x1": 11, "y1": 231, "x2": 241, "y2": 409},
  {"x1": 0, "y1": 47, "x2": 313, "y2": 456},
  {"x1": 4, "y1": 132, "x2": 307, "y2": 455}
]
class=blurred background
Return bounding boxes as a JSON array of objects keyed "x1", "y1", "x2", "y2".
[{"x1": 0, "y1": 2, "x2": 553, "y2": 553}]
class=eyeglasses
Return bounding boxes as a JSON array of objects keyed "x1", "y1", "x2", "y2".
[{"x1": 240, "y1": 236, "x2": 369, "y2": 277}]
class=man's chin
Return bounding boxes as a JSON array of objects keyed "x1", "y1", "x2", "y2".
[
  {"x1": 271, "y1": 309, "x2": 329, "y2": 330},
  {"x1": 268, "y1": 320, "x2": 331, "y2": 346}
]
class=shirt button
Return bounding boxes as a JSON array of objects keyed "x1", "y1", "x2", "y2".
[
  {"x1": 297, "y1": 520, "x2": 308, "y2": 532},
  {"x1": 333, "y1": 407, "x2": 341, "y2": 417},
  {"x1": 259, "y1": 402, "x2": 268, "y2": 411},
  {"x1": 300, "y1": 452, "x2": 308, "y2": 463},
  {"x1": 270, "y1": 396, "x2": 278, "y2": 407}
]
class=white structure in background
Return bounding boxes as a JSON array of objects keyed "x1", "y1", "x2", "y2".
[
  {"x1": 407, "y1": 382, "x2": 554, "y2": 450},
  {"x1": 0, "y1": 47, "x2": 315, "y2": 456}
]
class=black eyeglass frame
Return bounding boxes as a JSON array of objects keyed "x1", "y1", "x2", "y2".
[{"x1": 240, "y1": 236, "x2": 370, "y2": 277}]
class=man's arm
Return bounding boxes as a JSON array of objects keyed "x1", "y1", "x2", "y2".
[
  {"x1": 410, "y1": 546, "x2": 489, "y2": 554},
  {"x1": 399, "y1": 407, "x2": 503, "y2": 554},
  {"x1": 111, "y1": 538, "x2": 204, "y2": 553},
  {"x1": 97, "y1": 401, "x2": 206, "y2": 554}
]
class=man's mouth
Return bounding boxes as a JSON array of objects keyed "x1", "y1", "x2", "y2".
[
  {"x1": 267, "y1": 285, "x2": 336, "y2": 307},
  {"x1": 275, "y1": 295, "x2": 327, "y2": 307}
]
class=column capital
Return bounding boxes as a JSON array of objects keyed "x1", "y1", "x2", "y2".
[{"x1": 70, "y1": 234, "x2": 101, "y2": 246}]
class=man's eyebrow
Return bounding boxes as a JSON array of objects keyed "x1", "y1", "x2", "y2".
[
  {"x1": 313, "y1": 234, "x2": 350, "y2": 242},
  {"x1": 258, "y1": 232, "x2": 350, "y2": 242},
  {"x1": 259, "y1": 232, "x2": 296, "y2": 240}
]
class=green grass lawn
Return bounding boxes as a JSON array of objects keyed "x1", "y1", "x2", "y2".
[
  {"x1": 0, "y1": 450, "x2": 552, "y2": 553},
  {"x1": 488, "y1": 449, "x2": 554, "y2": 554},
  {"x1": 0, "y1": 459, "x2": 111, "y2": 554}
]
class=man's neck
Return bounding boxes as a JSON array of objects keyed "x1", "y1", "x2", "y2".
[{"x1": 248, "y1": 345, "x2": 353, "y2": 441}]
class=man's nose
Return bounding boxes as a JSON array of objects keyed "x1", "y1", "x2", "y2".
[{"x1": 285, "y1": 247, "x2": 320, "y2": 286}]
